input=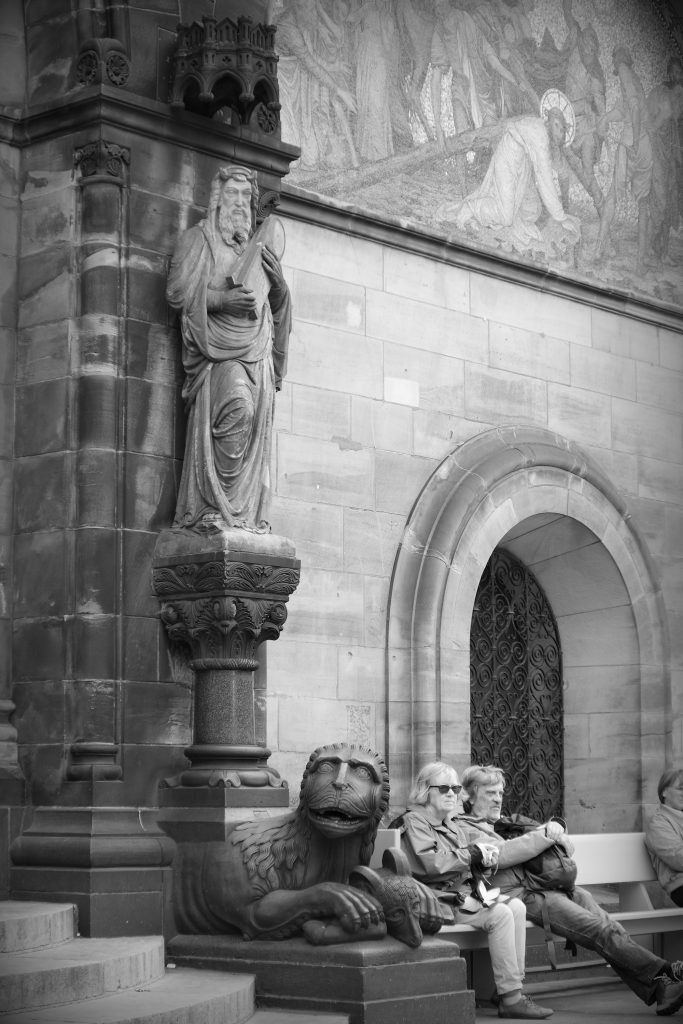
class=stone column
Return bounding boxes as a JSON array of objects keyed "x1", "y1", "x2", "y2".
[{"x1": 153, "y1": 526, "x2": 300, "y2": 842}]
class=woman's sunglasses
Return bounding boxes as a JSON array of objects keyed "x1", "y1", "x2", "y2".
[{"x1": 429, "y1": 784, "x2": 462, "y2": 795}]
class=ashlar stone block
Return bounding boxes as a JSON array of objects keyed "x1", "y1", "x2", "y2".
[
  {"x1": 286, "y1": 568, "x2": 364, "y2": 645},
  {"x1": 291, "y1": 383, "x2": 351, "y2": 440},
  {"x1": 278, "y1": 433, "x2": 374, "y2": 509},
  {"x1": 270, "y1": 495, "x2": 343, "y2": 570},
  {"x1": 464, "y1": 363, "x2": 547, "y2": 425},
  {"x1": 384, "y1": 342, "x2": 464, "y2": 414},
  {"x1": 292, "y1": 269, "x2": 365, "y2": 334},
  {"x1": 343, "y1": 507, "x2": 405, "y2": 577},
  {"x1": 592, "y1": 308, "x2": 659, "y2": 363},
  {"x1": 637, "y1": 362, "x2": 683, "y2": 415},
  {"x1": 367, "y1": 290, "x2": 487, "y2": 364},
  {"x1": 351, "y1": 396, "x2": 413, "y2": 454},
  {"x1": 289, "y1": 321, "x2": 383, "y2": 399},
  {"x1": 282, "y1": 217, "x2": 384, "y2": 289},
  {"x1": 490, "y1": 320, "x2": 569, "y2": 384},
  {"x1": 547, "y1": 383, "x2": 611, "y2": 449},
  {"x1": 471, "y1": 273, "x2": 591, "y2": 345},
  {"x1": 383, "y1": 246, "x2": 469, "y2": 312},
  {"x1": 612, "y1": 397, "x2": 683, "y2": 464},
  {"x1": 570, "y1": 344, "x2": 636, "y2": 400}
]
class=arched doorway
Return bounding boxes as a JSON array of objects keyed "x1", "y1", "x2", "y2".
[
  {"x1": 470, "y1": 548, "x2": 563, "y2": 820},
  {"x1": 385, "y1": 426, "x2": 669, "y2": 822}
]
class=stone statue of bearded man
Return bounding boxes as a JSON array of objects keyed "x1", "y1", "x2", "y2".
[{"x1": 167, "y1": 165, "x2": 291, "y2": 531}]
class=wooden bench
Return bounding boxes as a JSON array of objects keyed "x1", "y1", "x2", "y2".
[{"x1": 370, "y1": 829, "x2": 683, "y2": 990}]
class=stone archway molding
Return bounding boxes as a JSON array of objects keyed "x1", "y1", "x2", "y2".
[{"x1": 385, "y1": 425, "x2": 670, "y2": 808}]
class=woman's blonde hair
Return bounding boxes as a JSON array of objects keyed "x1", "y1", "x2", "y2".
[{"x1": 409, "y1": 761, "x2": 459, "y2": 806}]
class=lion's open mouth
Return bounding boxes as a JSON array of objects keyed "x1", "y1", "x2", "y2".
[{"x1": 310, "y1": 808, "x2": 366, "y2": 829}]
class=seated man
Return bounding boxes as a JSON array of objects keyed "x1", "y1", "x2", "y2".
[
  {"x1": 394, "y1": 761, "x2": 553, "y2": 1019},
  {"x1": 459, "y1": 764, "x2": 683, "y2": 1017},
  {"x1": 646, "y1": 770, "x2": 683, "y2": 907}
]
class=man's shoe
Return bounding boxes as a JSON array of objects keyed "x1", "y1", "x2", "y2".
[
  {"x1": 656, "y1": 975, "x2": 683, "y2": 1016},
  {"x1": 498, "y1": 994, "x2": 554, "y2": 1019}
]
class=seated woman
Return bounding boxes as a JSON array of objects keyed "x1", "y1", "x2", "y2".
[
  {"x1": 646, "y1": 769, "x2": 683, "y2": 907},
  {"x1": 395, "y1": 761, "x2": 553, "y2": 1020}
]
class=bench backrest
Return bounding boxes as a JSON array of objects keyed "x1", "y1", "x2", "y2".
[{"x1": 370, "y1": 829, "x2": 658, "y2": 886}]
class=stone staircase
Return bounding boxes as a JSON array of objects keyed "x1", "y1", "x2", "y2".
[{"x1": 0, "y1": 901, "x2": 348, "y2": 1024}]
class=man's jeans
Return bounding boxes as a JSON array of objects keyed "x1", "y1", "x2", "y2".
[{"x1": 523, "y1": 885, "x2": 666, "y2": 1005}]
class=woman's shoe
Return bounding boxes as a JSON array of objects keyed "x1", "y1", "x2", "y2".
[{"x1": 498, "y1": 994, "x2": 554, "y2": 1019}]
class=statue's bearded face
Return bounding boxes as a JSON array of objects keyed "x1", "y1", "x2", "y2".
[
  {"x1": 218, "y1": 176, "x2": 252, "y2": 241},
  {"x1": 303, "y1": 747, "x2": 385, "y2": 838}
]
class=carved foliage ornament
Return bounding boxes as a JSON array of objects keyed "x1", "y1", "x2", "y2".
[
  {"x1": 74, "y1": 140, "x2": 130, "y2": 179},
  {"x1": 159, "y1": 594, "x2": 288, "y2": 663},
  {"x1": 152, "y1": 559, "x2": 300, "y2": 598}
]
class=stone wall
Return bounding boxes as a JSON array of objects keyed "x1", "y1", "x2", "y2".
[{"x1": 267, "y1": 208, "x2": 683, "y2": 826}]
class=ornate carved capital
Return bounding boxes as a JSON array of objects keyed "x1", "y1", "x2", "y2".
[
  {"x1": 158, "y1": 591, "x2": 289, "y2": 664},
  {"x1": 74, "y1": 139, "x2": 130, "y2": 181}
]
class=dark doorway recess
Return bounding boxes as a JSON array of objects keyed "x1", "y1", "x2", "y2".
[{"x1": 470, "y1": 547, "x2": 563, "y2": 820}]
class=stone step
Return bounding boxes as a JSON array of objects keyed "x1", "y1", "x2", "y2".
[
  {"x1": 0, "y1": 935, "x2": 165, "y2": 1014},
  {"x1": 250, "y1": 1012, "x2": 349, "y2": 1023},
  {"x1": 0, "y1": 902, "x2": 77, "y2": 954},
  {"x1": 0, "y1": 968, "x2": 255, "y2": 1024}
]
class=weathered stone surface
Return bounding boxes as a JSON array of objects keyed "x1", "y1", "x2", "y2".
[
  {"x1": 471, "y1": 273, "x2": 591, "y2": 344},
  {"x1": 591, "y1": 308, "x2": 659, "y2": 362},
  {"x1": 283, "y1": 219, "x2": 383, "y2": 290},
  {"x1": 15, "y1": 379, "x2": 68, "y2": 456},
  {"x1": 548, "y1": 382, "x2": 611, "y2": 450},
  {"x1": 659, "y1": 327, "x2": 683, "y2": 372},
  {"x1": 570, "y1": 342, "x2": 636, "y2": 399},
  {"x1": 123, "y1": 453, "x2": 177, "y2": 531},
  {"x1": 367, "y1": 291, "x2": 487, "y2": 364},
  {"x1": 374, "y1": 450, "x2": 435, "y2": 515},
  {"x1": 76, "y1": 450, "x2": 117, "y2": 528},
  {"x1": 351, "y1": 395, "x2": 413, "y2": 454},
  {"x1": 291, "y1": 382, "x2": 351, "y2": 440},
  {"x1": 123, "y1": 681, "x2": 191, "y2": 745},
  {"x1": 13, "y1": 531, "x2": 66, "y2": 617},
  {"x1": 122, "y1": 530, "x2": 159, "y2": 617},
  {"x1": 293, "y1": 269, "x2": 365, "y2": 334},
  {"x1": 122, "y1": 616, "x2": 161, "y2": 683},
  {"x1": 15, "y1": 453, "x2": 69, "y2": 532},
  {"x1": 384, "y1": 342, "x2": 464, "y2": 413},
  {"x1": 613, "y1": 397, "x2": 682, "y2": 463},
  {"x1": 16, "y1": 321, "x2": 68, "y2": 384},
  {"x1": 343, "y1": 508, "x2": 404, "y2": 576},
  {"x1": 168, "y1": 934, "x2": 473, "y2": 1024},
  {"x1": 269, "y1": 496, "x2": 342, "y2": 571},
  {"x1": 290, "y1": 321, "x2": 383, "y2": 398},
  {"x1": 76, "y1": 374, "x2": 117, "y2": 450},
  {"x1": 287, "y1": 568, "x2": 364, "y2": 645},
  {"x1": 267, "y1": 639, "x2": 338, "y2": 697},
  {"x1": 278, "y1": 433, "x2": 374, "y2": 507},
  {"x1": 489, "y1": 320, "x2": 570, "y2": 384},
  {"x1": 18, "y1": 246, "x2": 72, "y2": 327},
  {"x1": 383, "y1": 247, "x2": 469, "y2": 312},
  {"x1": 465, "y1": 363, "x2": 547, "y2": 424},
  {"x1": 125, "y1": 321, "x2": 182, "y2": 386},
  {"x1": 72, "y1": 615, "x2": 116, "y2": 679},
  {"x1": 637, "y1": 362, "x2": 683, "y2": 415}
]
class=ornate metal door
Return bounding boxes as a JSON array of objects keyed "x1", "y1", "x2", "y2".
[{"x1": 470, "y1": 548, "x2": 563, "y2": 820}]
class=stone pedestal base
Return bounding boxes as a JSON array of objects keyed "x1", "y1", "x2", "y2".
[
  {"x1": 167, "y1": 933, "x2": 475, "y2": 1024},
  {"x1": 9, "y1": 791, "x2": 175, "y2": 936}
]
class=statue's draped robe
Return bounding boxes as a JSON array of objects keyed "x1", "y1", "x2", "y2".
[{"x1": 167, "y1": 219, "x2": 291, "y2": 527}]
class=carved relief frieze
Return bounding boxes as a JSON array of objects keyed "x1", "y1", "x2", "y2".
[{"x1": 152, "y1": 558, "x2": 300, "y2": 598}]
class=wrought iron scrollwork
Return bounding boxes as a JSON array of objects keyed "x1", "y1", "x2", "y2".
[{"x1": 470, "y1": 548, "x2": 563, "y2": 821}]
